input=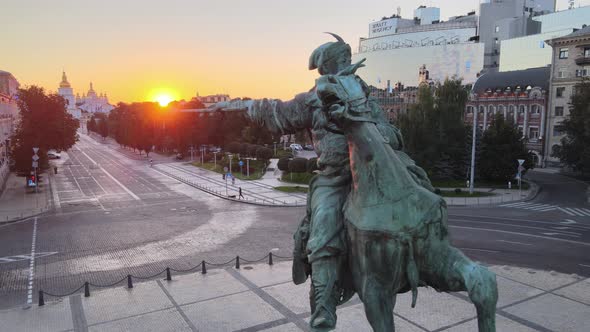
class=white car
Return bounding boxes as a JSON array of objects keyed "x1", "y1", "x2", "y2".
[
  {"x1": 47, "y1": 150, "x2": 61, "y2": 159},
  {"x1": 289, "y1": 144, "x2": 303, "y2": 151}
]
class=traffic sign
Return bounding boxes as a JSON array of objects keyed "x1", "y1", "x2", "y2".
[
  {"x1": 32, "y1": 155, "x2": 39, "y2": 161},
  {"x1": 517, "y1": 159, "x2": 525, "y2": 165},
  {"x1": 239, "y1": 161, "x2": 244, "y2": 167},
  {"x1": 518, "y1": 165, "x2": 525, "y2": 173},
  {"x1": 33, "y1": 147, "x2": 39, "y2": 153},
  {"x1": 223, "y1": 166, "x2": 228, "y2": 172},
  {"x1": 32, "y1": 161, "x2": 38, "y2": 168}
]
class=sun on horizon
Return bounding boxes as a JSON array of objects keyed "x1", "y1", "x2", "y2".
[{"x1": 155, "y1": 94, "x2": 173, "y2": 107}]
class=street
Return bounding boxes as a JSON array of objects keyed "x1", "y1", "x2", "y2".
[{"x1": 0, "y1": 134, "x2": 589, "y2": 309}]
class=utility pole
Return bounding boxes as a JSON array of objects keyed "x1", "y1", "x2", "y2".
[{"x1": 469, "y1": 108, "x2": 478, "y2": 195}]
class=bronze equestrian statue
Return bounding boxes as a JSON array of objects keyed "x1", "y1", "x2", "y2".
[{"x1": 215, "y1": 33, "x2": 498, "y2": 332}]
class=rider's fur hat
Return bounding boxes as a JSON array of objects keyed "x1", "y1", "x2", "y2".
[{"x1": 308, "y1": 33, "x2": 351, "y2": 71}]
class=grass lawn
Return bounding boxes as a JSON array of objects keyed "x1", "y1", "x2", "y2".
[
  {"x1": 274, "y1": 186, "x2": 309, "y2": 193},
  {"x1": 437, "y1": 190, "x2": 496, "y2": 197},
  {"x1": 431, "y1": 179, "x2": 530, "y2": 190},
  {"x1": 190, "y1": 161, "x2": 266, "y2": 181},
  {"x1": 280, "y1": 172, "x2": 315, "y2": 185}
]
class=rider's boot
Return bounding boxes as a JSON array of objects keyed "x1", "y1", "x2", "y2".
[{"x1": 310, "y1": 257, "x2": 341, "y2": 331}]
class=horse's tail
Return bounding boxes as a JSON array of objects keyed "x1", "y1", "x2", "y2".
[{"x1": 405, "y1": 237, "x2": 419, "y2": 308}]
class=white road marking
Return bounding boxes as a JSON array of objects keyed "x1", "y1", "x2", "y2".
[
  {"x1": 499, "y1": 202, "x2": 529, "y2": 207},
  {"x1": 564, "y1": 208, "x2": 585, "y2": 217},
  {"x1": 80, "y1": 150, "x2": 140, "y2": 201},
  {"x1": 0, "y1": 252, "x2": 58, "y2": 264},
  {"x1": 552, "y1": 226, "x2": 571, "y2": 230},
  {"x1": 449, "y1": 225, "x2": 590, "y2": 246},
  {"x1": 559, "y1": 207, "x2": 576, "y2": 216},
  {"x1": 497, "y1": 240, "x2": 532, "y2": 246},
  {"x1": 561, "y1": 219, "x2": 577, "y2": 225},
  {"x1": 459, "y1": 247, "x2": 499, "y2": 253},
  {"x1": 580, "y1": 264, "x2": 590, "y2": 268},
  {"x1": 572, "y1": 208, "x2": 590, "y2": 216},
  {"x1": 542, "y1": 232, "x2": 580, "y2": 238},
  {"x1": 26, "y1": 218, "x2": 38, "y2": 306}
]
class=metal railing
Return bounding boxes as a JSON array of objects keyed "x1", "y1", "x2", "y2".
[{"x1": 38, "y1": 252, "x2": 293, "y2": 306}]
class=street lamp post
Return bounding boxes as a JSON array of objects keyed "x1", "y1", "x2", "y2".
[
  {"x1": 213, "y1": 151, "x2": 218, "y2": 169},
  {"x1": 469, "y1": 106, "x2": 478, "y2": 195}
]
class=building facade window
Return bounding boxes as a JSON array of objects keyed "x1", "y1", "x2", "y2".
[
  {"x1": 557, "y1": 68, "x2": 567, "y2": 78},
  {"x1": 509, "y1": 105, "x2": 516, "y2": 113},
  {"x1": 529, "y1": 127, "x2": 539, "y2": 140},
  {"x1": 556, "y1": 87, "x2": 565, "y2": 98},
  {"x1": 559, "y1": 48, "x2": 569, "y2": 59},
  {"x1": 531, "y1": 105, "x2": 540, "y2": 115},
  {"x1": 555, "y1": 106, "x2": 564, "y2": 116},
  {"x1": 553, "y1": 128, "x2": 563, "y2": 136},
  {"x1": 494, "y1": 26, "x2": 499, "y2": 33},
  {"x1": 584, "y1": 47, "x2": 590, "y2": 58},
  {"x1": 519, "y1": 105, "x2": 526, "y2": 113}
]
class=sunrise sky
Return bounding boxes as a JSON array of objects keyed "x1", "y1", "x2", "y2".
[{"x1": 3, "y1": 0, "x2": 588, "y2": 103}]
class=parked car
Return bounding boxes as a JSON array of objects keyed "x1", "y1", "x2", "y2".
[
  {"x1": 47, "y1": 150, "x2": 61, "y2": 159},
  {"x1": 175, "y1": 153, "x2": 184, "y2": 160},
  {"x1": 289, "y1": 144, "x2": 303, "y2": 151},
  {"x1": 208, "y1": 146, "x2": 222, "y2": 153},
  {"x1": 303, "y1": 144, "x2": 314, "y2": 151}
]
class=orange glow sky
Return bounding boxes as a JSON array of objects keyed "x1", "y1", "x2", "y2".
[{"x1": 2, "y1": 0, "x2": 586, "y2": 104}]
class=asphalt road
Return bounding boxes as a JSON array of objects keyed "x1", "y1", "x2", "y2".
[{"x1": 0, "y1": 135, "x2": 589, "y2": 309}]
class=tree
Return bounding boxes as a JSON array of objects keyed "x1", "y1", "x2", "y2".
[
  {"x1": 396, "y1": 78, "x2": 469, "y2": 180},
  {"x1": 477, "y1": 113, "x2": 533, "y2": 182},
  {"x1": 88, "y1": 116, "x2": 97, "y2": 133},
  {"x1": 288, "y1": 158, "x2": 308, "y2": 173},
  {"x1": 97, "y1": 114, "x2": 109, "y2": 140},
  {"x1": 277, "y1": 157, "x2": 290, "y2": 171},
  {"x1": 11, "y1": 86, "x2": 79, "y2": 171},
  {"x1": 256, "y1": 147, "x2": 273, "y2": 161},
  {"x1": 552, "y1": 79, "x2": 590, "y2": 175}
]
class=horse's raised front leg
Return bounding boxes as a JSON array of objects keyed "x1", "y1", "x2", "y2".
[
  {"x1": 422, "y1": 245, "x2": 498, "y2": 332},
  {"x1": 361, "y1": 281, "x2": 396, "y2": 332}
]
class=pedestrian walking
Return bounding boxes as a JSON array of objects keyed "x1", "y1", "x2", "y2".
[
  {"x1": 232, "y1": 176, "x2": 235, "y2": 185},
  {"x1": 239, "y1": 187, "x2": 244, "y2": 199}
]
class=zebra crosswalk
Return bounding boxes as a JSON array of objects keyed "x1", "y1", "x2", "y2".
[{"x1": 499, "y1": 202, "x2": 590, "y2": 217}]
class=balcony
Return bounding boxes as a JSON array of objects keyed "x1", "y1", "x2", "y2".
[{"x1": 575, "y1": 56, "x2": 590, "y2": 65}]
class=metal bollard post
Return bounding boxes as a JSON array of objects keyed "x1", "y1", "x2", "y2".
[
  {"x1": 235, "y1": 256, "x2": 240, "y2": 269},
  {"x1": 268, "y1": 252, "x2": 273, "y2": 266},
  {"x1": 84, "y1": 282, "x2": 90, "y2": 297},
  {"x1": 201, "y1": 260, "x2": 207, "y2": 274},
  {"x1": 38, "y1": 290, "x2": 45, "y2": 306},
  {"x1": 127, "y1": 275, "x2": 133, "y2": 288},
  {"x1": 166, "y1": 268, "x2": 172, "y2": 281}
]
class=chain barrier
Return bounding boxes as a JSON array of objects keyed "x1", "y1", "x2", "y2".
[{"x1": 38, "y1": 252, "x2": 293, "y2": 306}]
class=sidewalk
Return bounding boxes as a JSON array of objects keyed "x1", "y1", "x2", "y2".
[
  {"x1": 154, "y1": 163, "x2": 307, "y2": 207},
  {"x1": 0, "y1": 172, "x2": 52, "y2": 224},
  {"x1": 2, "y1": 261, "x2": 587, "y2": 331}
]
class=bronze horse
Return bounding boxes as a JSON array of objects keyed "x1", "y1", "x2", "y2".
[{"x1": 315, "y1": 66, "x2": 498, "y2": 332}]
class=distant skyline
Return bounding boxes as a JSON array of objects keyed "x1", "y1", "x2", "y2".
[{"x1": 3, "y1": 0, "x2": 589, "y2": 103}]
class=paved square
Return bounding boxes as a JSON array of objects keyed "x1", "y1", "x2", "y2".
[
  {"x1": 82, "y1": 282, "x2": 173, "y2": 325},
  {"x1": 554, "y1": 278, "x2": 590, "y2": 305},
  {"x1": 504, "y1": 293, "x2": 590, "y2": 332},
  {"x1": 442, "y1": 314, "x2": 538, "y2": 332},
  {"x1": 490, "y1": 265, "x2": 582, "y2": 291},
  {"x1": 495, "y1": 275, "x2": 544, "y2": 308},
  {"x1": 263, "y1": 280, "x2": 311, "y2": 315},
  {"x1": 181, "y1": 290, "x2": 284, "y2": 331},
  {"x1": 238, "y1": 261, "x2": 292, "y2": 287},
  {"x1": 0, "y1": 298, "x2": 72, "y2": 332},
  {"x1": 160, "y1": 269, "x2": 248, "y2": 305},
  {"x1": 394, "y1": 288, "x2": 476, "y2": 331},
  {"x1": 88, "y1": 308, "x2": 192, "y2": 332}
]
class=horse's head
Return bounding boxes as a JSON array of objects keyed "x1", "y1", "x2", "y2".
[{"x1": 315, "y1": 59, "x2": 375, "y2": 130}]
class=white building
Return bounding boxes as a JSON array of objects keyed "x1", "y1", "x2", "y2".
[
  {"x1": 76, "y1": 82, "x2": 114, "y2": 114},
  {"x1": 353, "y1": 8, "x2": 483, "y2": 87},
  {"x1": 500, "y1": 6, "x2": 590, "y2": 72},
  {"x1": 58, "y1": 72, "x2": 81, "y2": 119}
]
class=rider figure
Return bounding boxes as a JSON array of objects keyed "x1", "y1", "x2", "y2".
[{"x1": 222, "y1": 34, "x2": 432, "y2": 330}]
